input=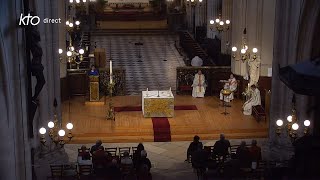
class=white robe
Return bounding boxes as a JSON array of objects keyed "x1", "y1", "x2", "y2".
[
  {"x1": 243, "y1": 88, "x2": 261, "y2": 115},
  {"x1": 220, "y1": 78, "x2": 237, "y2": 102},
  {"x1": 192, "y1": 74, "x2": 206, "y2": 97}
]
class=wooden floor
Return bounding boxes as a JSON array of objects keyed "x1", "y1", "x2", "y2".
[{"x1": 62, "y1": 95, "x2": 269, "y2": 143}]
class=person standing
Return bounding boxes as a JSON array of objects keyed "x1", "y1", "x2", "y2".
[{"x1": 192, "y1": 70, "x2": 206, "y2": 98}]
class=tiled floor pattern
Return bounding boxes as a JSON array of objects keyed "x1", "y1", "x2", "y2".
[
  {"x1": 91, "y1": 35, "x2": 185, "y2": 95},
  {"x1": 65, "y1": 139, "x2": 270, "y2": 180}
]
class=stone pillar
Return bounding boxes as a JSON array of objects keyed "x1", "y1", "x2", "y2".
[
  {"x1": 221, "y1": 0, "x2": 232, "y2": 54},
  {"x1": 230, "y1": 0, "x2": 274, "y2": 77},
  {"x1": 0, "y1": 0, "x2": 32, "y2": 179},
  {"x1": 207, "y1": 0, "x2": 221, "y2": 38},
  {"x1": 58, "y1": 0, "x2": 67, "y2": 79},
  {"x1": 230, "y1": 0, "x2": 246, "y2": 75},
  {"x1": 268, "y1": 0, "x2": 319, "y2": 160}
]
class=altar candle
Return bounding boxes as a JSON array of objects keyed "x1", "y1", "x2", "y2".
[
  {"x1": 147, "y1": 88, "x2": 148, "y2": 92},
  {"x1": 110, "y1": 60, "x2": 113, "y2": 84},
  {"x1": 110, "y1": 60, "x2": 113, "y2": 74},
  {"x1": 169, "y1": 87, "x2": 171, "y2": 91}
]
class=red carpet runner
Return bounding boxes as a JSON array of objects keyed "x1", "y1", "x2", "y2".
[
  {"x1": 114, "y1": 105, "x2": 198, "y2": 112},
  {"x1": 114, "y1": 105, "x2": 198, "y2": 142},
  {"x1": 152, "y1": 118, "x2": 171, "y2": 142}
]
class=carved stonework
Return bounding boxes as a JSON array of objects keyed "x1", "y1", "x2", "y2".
[
  {"x1": 176, "y1": 66, "x2": 231, "y2": 95},
  {"x1": 27, "y1": 22, "x2": 45, "y2": 101}
]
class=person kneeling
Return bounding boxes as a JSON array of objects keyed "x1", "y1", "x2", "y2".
[{"x1": 243, "y1": 85, "x2": 261, "y2": 115}]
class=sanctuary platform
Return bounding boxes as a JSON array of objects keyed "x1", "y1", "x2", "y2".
[{"x1": 62, "y1": 95, "x2": 268, "y2": 143}]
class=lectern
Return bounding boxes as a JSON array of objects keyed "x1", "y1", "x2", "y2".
[{"x1": 89, "y1": 75, "x2": 99, "y2": 101}]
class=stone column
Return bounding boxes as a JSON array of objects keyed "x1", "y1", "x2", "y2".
[
  {"x1": 0, "y1": 0, "x2": 32, "y2": 179},
  {"x1": 206, "y1": 0, "x2": 221, "y2": 38},
  {"x1": 230, "y1": 0, "x2": 274, "y2": 77},
  {"x1": 58, "y1": 0, "x2": 67, "y2": 79},
  {"x1": 221, "y1": 0, "x2": 232, "y2": 54},
  {"x1": 268, "y1": 0, "x2": 318, "y2": 160}
]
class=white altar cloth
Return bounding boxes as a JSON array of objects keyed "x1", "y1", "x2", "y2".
[{"x1": 142, "y1": 91, "x2": 174, "y2": 117}]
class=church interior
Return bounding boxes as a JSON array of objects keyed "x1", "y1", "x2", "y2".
[{"x1": 1, "y1": 0, "x2": 320, "y2": 179}]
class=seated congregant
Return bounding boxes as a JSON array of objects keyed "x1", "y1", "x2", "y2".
[
  {"x1": 186, "y1": 135, "x2": 203, "y2": 162},
  {"x1": 106, "y1": 159, "x2": 121, "y2": 180},
  {"x1": 191, "y1": 56, "x2": 203, "y2": 66},
  {"x1": 249, "y1": 140, "x2": 262, "y2": 169},
  {"x1": 92, "y1": 146, "x2": 107, "y2": 174},
  {"x1": 236, "y1": 141, "x2": 251, "y2": 168},
  {"x1": 191, "y1": 147, "x2": 210, "y2": 171},
  {"x1": 137, "y1": 150, "x2": 152, "y2": 172},
  {"x1": 90, "y1": 139, "x2": 104, "y2": 155},
  {"x1": 78, "y1": 145, "x2": 91, "y2": 160},
  {"x1": 120, "y1": 151, "x2": 133, "y2": 177},
  {"x1": 88, "y1": 65, "x2": 99, "y2": 76},
  {"x1": 121, "y1": 151, "x2": 133, "y2": 166},
  {"x1": 243, "y1": 85, "x2": 261, "y2": 115},
  {"x1": 213, "y1": 134, "x2": 231, "y2": 159},
  {"x1": 219, "y1": 74, "x2": 237, "y2": 103},
  {"x1": 192, "y1": 70, "x2": 207, "y2": 98},
  {"x1": 133, "y1": 143, "x2": 145, "y2": 168}
]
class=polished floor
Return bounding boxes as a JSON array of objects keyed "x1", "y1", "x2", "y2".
[
  {"x1": 62, "y1": 95, "x2": 269, "y2": 143},
  {"x1": 64, "y1": 138, "x2": 269, "y2": 180},
  {"x1": 91, "y1": 35, "x2": 185, "y2": 95}
]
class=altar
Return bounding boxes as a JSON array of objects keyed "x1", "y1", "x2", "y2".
[{"x1": 142, "y1": 90, "x2": 174, "y2": 118}]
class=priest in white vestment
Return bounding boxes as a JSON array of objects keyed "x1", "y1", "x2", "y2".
[
  {"x1": 192, "y1": 70, "x2": 206, "y2": 97},
  {"x1": 219, "y1": 74, "x2": 237, "y2": 102},
  {"x1": 243, "y1": 85, "x2": 261, "y2": 115},
  {"x1": 191, "y1": 56, "x2": 203, "y2": 67}
]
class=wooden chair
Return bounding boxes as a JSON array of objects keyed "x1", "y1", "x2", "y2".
[
  {"x1": 119, "y1": 147, "x2": 131, "y2": 158},
  {"x1": 48, "y1": 165, "x2": 63, "y2": 180},
  {"x1": 78, "y1": 148, "x2": 90, "y2": 154},
  {"x1": 105, "y1": 147, "x2": 118, "y2": 158},
  {"x1": 233, "y1": 80, "x2": 241, "y2": 99},
  {"x1": 252, "y1": 105, "x2": 267, "y2": 122},
  {"x1": 203, "y1": 145, "x2": 214, "y2": 158},
  {"x1": 78, "y1": 164, "x2": 93, "y2": 178},
  {"x1": 132, "y1": 146, "x2": 138, "y2": 155},
  {"x1": 229, "y1": 145, "x2": 239, "y2": 155}
]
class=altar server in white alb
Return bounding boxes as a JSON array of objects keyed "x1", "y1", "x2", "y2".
[
  {"x1": 243, "y1": 85, "x2": 261, "y2": 115},
  {"x1": 192, "y1": 70, "x2": 206, "y2": 98},
  {"x1": 219, "y1": 74, "x2": 237, "y2": 102}
]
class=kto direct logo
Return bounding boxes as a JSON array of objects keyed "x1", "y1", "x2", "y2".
[{"x1": 19, "y1": 13, "x2": 61, "y2": 26}]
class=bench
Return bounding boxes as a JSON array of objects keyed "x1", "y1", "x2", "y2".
[
  {"x1": 252, "y1": 105, "x2": 266, "y2": 122},
  {"x1": 179, "y1": 85, "x2": 193, "y2": 94}
]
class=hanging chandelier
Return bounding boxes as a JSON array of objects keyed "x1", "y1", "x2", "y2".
[
  {"x1": 39, "y1": 100, "x2": 74, "y2": 147},
  {"x1": 209, "y1": 14, "x2": 230, "y2": 33},
  {"x1": 231, "y1": 28, "x2": 258, "y2": 62},
  {"x1": 275, "y1": 95, "x2": 311, "y2": 141}
]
